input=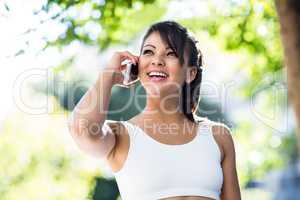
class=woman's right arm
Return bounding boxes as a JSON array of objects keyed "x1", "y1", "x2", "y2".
[{"x1": 68, "y1": 51, "x2": 139, "y2": 159}]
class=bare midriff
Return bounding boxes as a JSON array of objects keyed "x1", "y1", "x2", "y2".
[{"x1": 160, "y1": 196, "x2": 215, "y2": 200}]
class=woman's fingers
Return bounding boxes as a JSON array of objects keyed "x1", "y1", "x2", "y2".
[
  {"x1": 119, "y1": 52, "x2": 139, "y2": 73},
  {"x1": 106, "y1": 50, "x2": 139, "y2": 86},
  {"x1": 121, "y1": 51, "x2": 139, "y2": 65}
]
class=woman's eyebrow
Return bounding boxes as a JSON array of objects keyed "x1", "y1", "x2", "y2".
[
  {"x1": 143, "y1": 44, "x2": 156, "y2": 49},
  {"x1": 143, "y1": 44, "x2": 172, "y2": 49}
]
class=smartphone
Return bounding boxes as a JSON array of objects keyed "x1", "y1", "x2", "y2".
[{"x1": 123, "y1": 62, "x2": 139, "y2": 85}]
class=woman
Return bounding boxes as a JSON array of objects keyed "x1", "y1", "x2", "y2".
[{"x1": 68, "y1": 21, "x2": 241, "y2": 200}]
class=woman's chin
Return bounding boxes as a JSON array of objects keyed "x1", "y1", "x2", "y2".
[
  {"x1": 143, "y1": 85, "x2": 180, "y2": 98},
  {"x1": 140, "y1": 78, "x2": 182, "y2": 96}
]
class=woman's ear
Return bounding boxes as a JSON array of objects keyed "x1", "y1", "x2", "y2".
[{"x1": 185, "y1": 66, "x2": 198, "y2": 84}]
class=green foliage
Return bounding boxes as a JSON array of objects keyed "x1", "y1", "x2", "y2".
[
  {"x1": 234, "y1": 120, "x2": 288, "y2": 186},
  {"x1": 0, "y1": 111, "x2": 99, "y2": 199},
  {"x1": 89, "y1": 177, "x2": 119, "y2": 200},
  {"x1": 39, "y1": 0, "x2": 167, "y2": 50},
  {"x1": 179, "y1": 0, "x2": 284, "y2": 99}
]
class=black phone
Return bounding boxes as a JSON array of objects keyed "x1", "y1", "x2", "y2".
[
  {"x1": 130, "y1": 63, "x2": 139, "y2": 81},
  {"x1": 123, "y1": 62, "x2": 139, "y2": 85}
]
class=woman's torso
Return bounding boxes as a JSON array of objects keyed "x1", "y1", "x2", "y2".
[{"x1": 106, "y1": 117, "x2": 223, "y2": 200}]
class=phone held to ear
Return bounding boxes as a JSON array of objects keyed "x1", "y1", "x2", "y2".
[{"x1": 122, "y1": 60, "x2": 139, "y2": 85}]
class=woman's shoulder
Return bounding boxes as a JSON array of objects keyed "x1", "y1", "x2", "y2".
[
  {"x1": 211, "y1": 122, "x2": 233, "y2": 153},
  {"x1": 195, "y1": 116, "x2": 231, "y2": 135},
  {"x1": 196, "y1": 117, "x2": 234, "y2": 161}
]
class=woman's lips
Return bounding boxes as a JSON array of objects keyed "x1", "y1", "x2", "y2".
[{"x1": 148, "y1": 77, "x2": 167, "y2": 82}]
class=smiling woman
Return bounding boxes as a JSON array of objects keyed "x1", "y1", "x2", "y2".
[
  {"x1": 68, "y1": 20, "x2": 241, "y2": 200},
  {"x1": 137, "y1": 23, "x2": 201, "y2": 121}
]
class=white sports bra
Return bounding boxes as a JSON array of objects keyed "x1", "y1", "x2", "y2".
[{"x1": 111, "y1": 119, "x2": 223, "y2": 200}]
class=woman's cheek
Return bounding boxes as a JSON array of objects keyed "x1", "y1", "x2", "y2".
[{"x1": 138, "y1": 59, "x2": 148, "y2": 71}]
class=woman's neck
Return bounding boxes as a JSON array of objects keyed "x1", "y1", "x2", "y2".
[{"x1": 141, "y1": 96, "x2": 186, "y2": 124}]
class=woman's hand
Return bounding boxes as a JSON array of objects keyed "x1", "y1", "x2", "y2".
[{"x1": 104, "y1": 51, "x2": 139, "y2": 87}]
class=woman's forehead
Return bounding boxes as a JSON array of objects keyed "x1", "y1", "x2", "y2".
[{"x1": 143, "y1": 32, "x2": 170, "y2": 48}]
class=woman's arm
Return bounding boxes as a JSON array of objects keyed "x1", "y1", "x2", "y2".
[
  {"x1": 212, "y1": 125, "x2": 241, "y2": 200},
  {"x1": 68, "y1": 51, "x2": 138, "y2": 159}
]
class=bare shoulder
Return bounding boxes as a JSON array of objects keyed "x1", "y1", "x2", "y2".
[{"x1": 210, "y1": 122, "x2": 235, "y2": 162}]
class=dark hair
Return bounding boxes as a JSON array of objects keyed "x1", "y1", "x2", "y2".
[{"x1": 140, "y1": 20, "x2": 203, "y2": 122}]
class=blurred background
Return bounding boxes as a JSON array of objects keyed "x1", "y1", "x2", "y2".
[{"x1": 0, "y1": 0, "x2": 298, "y2": 199}]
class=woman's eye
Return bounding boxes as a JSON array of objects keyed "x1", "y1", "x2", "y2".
[
  {"x1": 142, "y1": 50, "x2": 153, "y2": 55},
  {"x1": 167, "y1": 52, "x2": 177, "y2": 57}
]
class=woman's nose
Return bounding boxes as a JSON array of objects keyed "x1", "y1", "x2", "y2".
[{"x1": 151, "y1": 56, "x2": 165, "y2": 67}]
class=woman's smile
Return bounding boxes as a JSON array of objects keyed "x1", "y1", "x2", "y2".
[
  {"x1": 147, "y1": 71, "x2": 169, "y2": 82},
  {"x1": 138, "y1": 31, "x2": 186, "y2": 93}
]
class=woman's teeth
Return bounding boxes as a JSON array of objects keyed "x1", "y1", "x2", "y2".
[
  {"x1": 147, "y1": 71, "x2": 168, "y2": 81},
  {"x1": 148, "y1": 71, "x2": 168, "y2": 77}
]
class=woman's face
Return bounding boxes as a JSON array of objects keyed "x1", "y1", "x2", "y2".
[{"x1": 138, "y1": 31, "x2": 189, "y2": 96}]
